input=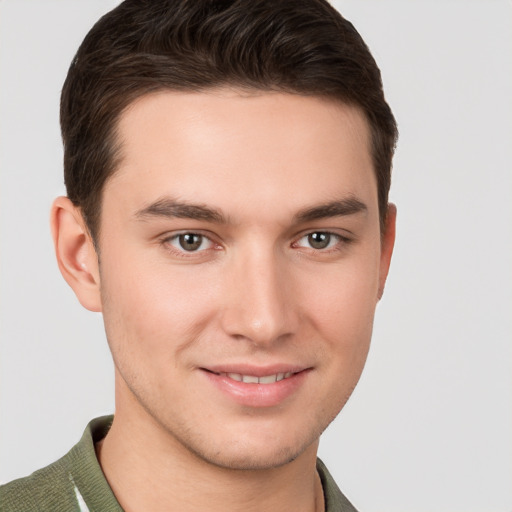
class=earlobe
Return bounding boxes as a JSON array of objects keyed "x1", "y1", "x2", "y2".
[
  {"x1": 377, "y1": 203, "x2": 397, "y2": 300},
  {"x1": 50, "y1": 196, "x2": 102, "y2": 312}
]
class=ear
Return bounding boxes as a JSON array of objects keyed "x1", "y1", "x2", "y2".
[
  {"x1": 377, "y1": 203, "x2": 397, "y2": 300},
  {"x1": 50, "y1": 196, "x2": 102, "y2": 312}
]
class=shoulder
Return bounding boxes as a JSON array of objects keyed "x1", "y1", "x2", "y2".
[
  {"x1": 0, "y1": 416, "x2": 117, "y2": 512},
  {"x1": 0, "y1": 455, "x2": 79, "y2": 512}
]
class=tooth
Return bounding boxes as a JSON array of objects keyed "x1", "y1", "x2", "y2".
[{"x1": 224, "y1": 372, "x2": 294, "y2": 384}]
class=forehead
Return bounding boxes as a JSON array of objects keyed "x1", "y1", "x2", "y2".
[{"x1": 105, "y1": 89, "x2": 377, "y2": 222}]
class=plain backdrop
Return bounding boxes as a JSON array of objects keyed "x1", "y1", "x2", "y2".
[{"x1": 1, "y1": 1, "x2": 511, "y2": 511}]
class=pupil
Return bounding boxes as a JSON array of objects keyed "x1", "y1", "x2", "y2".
[
  {"x1": 179, "y1": 233, "x2": 202, "y2": 251},
  {"x1": 309, "y1": 232, "x2": 330, "y2": 249}
]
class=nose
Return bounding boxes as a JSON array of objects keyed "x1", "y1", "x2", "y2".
[{"x1": 220, "y1": 246, "x2": 298, "y2": 347}]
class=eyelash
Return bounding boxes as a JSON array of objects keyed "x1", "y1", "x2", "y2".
[
  {"x1": 160, "y1": 231, "x2": 219, "y2": 258},
  {"x1": 292, "y1": 232, "x2": 351, "y2": 252},
  {"x1": 159, "y1": 230, "x2": 352, "y2": 258}
]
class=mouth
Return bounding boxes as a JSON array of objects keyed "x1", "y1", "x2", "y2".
[
  {"x1": 200, "y1": 366, "x2": 309, "y2": 407},
  {"x1": 210, "y1": 371, "x2": 296, "y2": 384}
]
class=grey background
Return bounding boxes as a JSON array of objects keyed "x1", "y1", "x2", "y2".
[{"x1": 1, "y1": 1, "x2": 511, "y2": 511}]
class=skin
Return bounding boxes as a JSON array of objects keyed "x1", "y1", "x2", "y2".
[{"x1": 51, "y1": 89, "x2": 396, "y2": 512}]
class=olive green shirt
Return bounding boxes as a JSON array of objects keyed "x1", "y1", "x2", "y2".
[{"x1": 0, "y1": 416, "x2": 358, "y2": 511}]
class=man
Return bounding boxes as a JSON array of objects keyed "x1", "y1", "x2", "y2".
[{"x1": 0, "y1": 1, "x2": 397, "y2": 510}]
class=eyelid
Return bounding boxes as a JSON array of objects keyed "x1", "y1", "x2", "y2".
[
  {"x1": 159, "y1": 230, "x2": 222, "y2": 256},
  {"x1": 291, "y1": 229, "x2": 353, "y2": 250}
]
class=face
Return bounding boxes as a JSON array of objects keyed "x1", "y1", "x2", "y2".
[{"x1": 94, "y1": 90, "x2": 394, "y2": 470}]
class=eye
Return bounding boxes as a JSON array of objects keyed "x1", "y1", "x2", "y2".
[
  {"x1": 168, "y1": 233, "x2": 213, "y2": 252},
  {"x1": 295, "y1": 232, "x2": 341, "y2": 250}
]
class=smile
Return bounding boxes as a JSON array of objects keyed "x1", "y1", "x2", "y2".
[
  {"x1": 203, "y1": 367, "x2": 309, "y2": 407},
  {"x1": 217, "y1": 372, "x2": 295, "y2": 384}
]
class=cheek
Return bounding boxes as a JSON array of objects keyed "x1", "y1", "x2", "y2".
[
  {"x1": 99, "y1": 253, "x2": 220, "y2": 359},
  {"x1": 295, "y1": 254, "x2": 380, "y2": 407},
  {"x1": 300, "y1": 257, "x2": 380, "y2": 344}
]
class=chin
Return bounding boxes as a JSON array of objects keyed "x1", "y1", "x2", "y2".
[
  {"x1": 187, "y1": 439, "x2": 309, "y2": 471},
  {"x1": 169, "y1": 418, "x2": 325, "y2": 472}
]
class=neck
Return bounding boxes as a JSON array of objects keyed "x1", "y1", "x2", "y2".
[{"x1": 96, "y1": 392, "x2": 324, "y2": 512}]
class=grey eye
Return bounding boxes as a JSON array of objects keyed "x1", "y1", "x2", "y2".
[
  {"x1": 178, "y1": 233, "x2": 204, "y2": 251},
  {"x1": 307, "y1": 232, "x2": 331, "y2": 249}
]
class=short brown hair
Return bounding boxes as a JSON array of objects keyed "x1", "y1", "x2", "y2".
[{"x1": 61, "y1": 0, "x2": 398, "y2": 240}]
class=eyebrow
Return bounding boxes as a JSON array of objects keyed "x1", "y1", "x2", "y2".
[
  {"x1": 135, "y1": 197, "x2": 227, "y2": 223},
  {"x1": 293, "y1": 197, "x2": 367, "y2": 223},
  {"x1": 134, "y1": 196, "x2": 367, "y2": 225}
]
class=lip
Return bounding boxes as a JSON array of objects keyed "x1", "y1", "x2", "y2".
[
  {"x1": 200, "y1": 364, "x2": 311, "y2": 408},
  {"x1": 204, "y1": 363, "x2": 307, "y2": 377}
]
